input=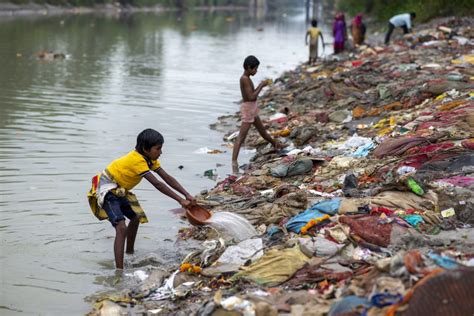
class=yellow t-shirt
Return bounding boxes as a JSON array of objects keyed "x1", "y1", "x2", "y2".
[
  {"x1": 106, "y1": 150, "x2": 161, "y2": 190},
  {"x1": 308, "y1": 27, "x2": 321, "y2": 45}
]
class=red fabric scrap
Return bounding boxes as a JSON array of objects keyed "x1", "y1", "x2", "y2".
[
  {"x1": 461, "y1": 139, "x2": 474, "y2": 150},
  {"x1": 339, "y1": 215, "x2": 392, "y2": 247},
  {"x1": 371, "y1": 207, "x2": 396, "y2": 216},
  {"x1": 405, "y1": 142, "x2": 454, "y2": 155}
]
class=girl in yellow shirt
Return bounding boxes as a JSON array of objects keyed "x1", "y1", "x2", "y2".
[{"x1": 88, "y1": 128, "x2": 195, "y2": 269}]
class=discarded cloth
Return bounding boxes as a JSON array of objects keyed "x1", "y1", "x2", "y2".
[
  {"x1": 328, "y1": 296, "x2": 370, "y2": 316},
  {"x1": 428, "y1": 252, "x2": 460, "y2": 269},
  {"x1": 332, "y1": 135, "x2": 373, "y2": 151},
  {"x1": 216, "y1": 238, "x2": 263, "y2": 266},
  {"x1": 402, "y1": 215, "x2": 424, "y2": 227},
  {"x1": 370, "y1": 190, "x2": 438, "y2": 212},
  {"x1": 352, "y1": 141, "x2": 375, "y2": 157},
  {"x1": 270, "y1": 159, "x2": 314, "y2": 178},
  {"x1": 406, "y1": 142, "x2": 454, "y2": 155},
  {"x1": 310, "y1": 198, "x2": 341, "y2": 215},
  {"x1": 329, "y1": 110, "x2": 351, "y2": 123},
  {"x1": 372, "y1": 136, "x2": 428, "y2": 158},
  {"x1": 436, "y1": 176, "x2": 474, "y2": 187},
  {"x1": 327, "y1": 156, "x2": 358, "y2": 169},
  {"x1": 418, "y1": 154, "x2": 474, "y2": 174},
  {"x1": 339, "y1": 215, "x2": 393, "y2": 247},
  {"x1": 285, "y1": 199, "x2": 340, "y2": 233},
  {"x1": 298, "y1": 237, "x2": 344, "y2": 257},
  {"x1": 233, "y1": 246, "x2": 310, "y2": 286},
  {"x1": 288, "y1": 261, "x2": 353, "y2": 287},
  {"x1": 257, "y1": 191, "x2": 308, "y2": 225}
]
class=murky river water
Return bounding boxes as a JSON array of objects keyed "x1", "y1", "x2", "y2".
[{"x1": 0, "y1": 5, "x2": 333, "y2": 314}]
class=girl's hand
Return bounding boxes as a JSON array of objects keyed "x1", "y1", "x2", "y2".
[
  {"x1": 185, "y1": 194, "x2": 197, "y2": 206},
  {"x1": 180, "y1": 199, "x2": 191, "y2": 208}
]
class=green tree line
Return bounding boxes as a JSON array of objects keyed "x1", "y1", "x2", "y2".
[
  {"x1": 1, "y1": 0, "x2": 250, "y2": 7},
  {"x1": 337, "y1": 0, "x2": 473, "y2": 22}
]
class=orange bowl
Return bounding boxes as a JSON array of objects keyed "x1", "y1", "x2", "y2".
[{"x1": 185, "y1": 205, "x2": 212, "y2": 226}]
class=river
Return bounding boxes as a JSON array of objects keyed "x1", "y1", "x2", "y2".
[{"x1": 0, "y1": 4, "x2": 334, "y2": 314}]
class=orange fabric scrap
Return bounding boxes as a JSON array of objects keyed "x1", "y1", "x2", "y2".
[
  {"x1": 383, "y1": 101, "x2": 402, "y2": 111},
  {"x1": 179, "y1": 263, "x2": 202, "y2": 273},
  {"x1": 352, "y1": 106, "x2": 366, "y2": 118},
  {"x1": 301, "y1": 214, "x2": 331, "y2": 234},
  {"x1": 367, "y1": 108, "x2": 382, "y2": 116},
  {"x1": 438, "y1": 99, "x2": 467, "y2": 111}
]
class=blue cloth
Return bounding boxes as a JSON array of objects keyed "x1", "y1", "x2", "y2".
[
  {"x1": 311, "y1": 198, "x2": 341, "y2": 215},
  {"x1": 352, "y1": 141, "x2": 375, "y2": 157},
  {"x1": 266, "y1": 226, "x2": 281, "y2": 236},
  {"x1": 370, "y1": 293, "x2": 403, "y2": 308},
  {"x1": 402, "y1": 214, "x2": 424, "y2": 227},
  {"x1": 429, "y1": 252, "x2": 459, "y2": 269},
  {"x1": 285, "y1": 198, "x2": 340, "y2": 233},
  {"x1": 328, "y1": 296, "x2": 370, "y2": 316}
]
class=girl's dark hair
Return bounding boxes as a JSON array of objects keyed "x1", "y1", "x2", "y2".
[
  {"x1": 135, "y1": 128, "x2": 164, "y2": 154},
  {"x1": 243, "y1": 55, "x2": 260, "y2": 70},
  {"x1": 311, "y1": 19, "x2": 318, "y2": 27}
]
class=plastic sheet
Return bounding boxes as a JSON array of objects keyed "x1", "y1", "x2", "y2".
[{"x1": 285, "y1": 199, "x2": 340, "y2": 233}]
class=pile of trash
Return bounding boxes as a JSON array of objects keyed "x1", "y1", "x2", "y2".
[{"x1": 88, "y1": 17, "x2": 474, "y2": 316}]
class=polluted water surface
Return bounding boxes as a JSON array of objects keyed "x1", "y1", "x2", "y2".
[{"x1": 205, "y1": 212, "x2": 257, "y2": 242}]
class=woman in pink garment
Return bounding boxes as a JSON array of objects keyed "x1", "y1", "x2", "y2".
[
  {"x1": 351, "y1": 14, "x2": 366, "y2": 46},
  {"x1": 333, "y1": 13, "x2": 347, "y2": 54}
]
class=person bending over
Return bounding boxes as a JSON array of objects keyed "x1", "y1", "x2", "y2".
[{"x1": 87, "y1": 128, "x2": 195, "y2": 269}]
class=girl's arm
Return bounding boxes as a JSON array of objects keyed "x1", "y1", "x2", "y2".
[
  {"x1": 144, "y1": 172, "x2": 190, "y2": 207},
  {"x1": 155, "y1": 168, "x2": 194, "y2": 202}
]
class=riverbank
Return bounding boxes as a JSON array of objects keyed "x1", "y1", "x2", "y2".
[{"x1": 88, "y1": 16, "x2": 474, "y2": 315}]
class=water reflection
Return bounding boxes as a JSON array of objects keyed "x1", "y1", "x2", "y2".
[{"x1": 0, "y1": 5, "x2": 334, "y2": 314}]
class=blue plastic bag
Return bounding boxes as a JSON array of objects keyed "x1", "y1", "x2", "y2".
[
  {"x1": 285, "y1": 198, "x2": 340, "y2": 233},
  {"x1": 402, "y1": 214, "x2": 424, "y2": 227},
  {"x1": 429, "y1": 252, "x2": 459, "y2": 269},
  {"x1": 352, "y1": 141, "x2": 375, "y2": 157}
]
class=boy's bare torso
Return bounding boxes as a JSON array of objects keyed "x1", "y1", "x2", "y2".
[{"x1": 240, "y1": 74, "x2": 256, "y2": 102}]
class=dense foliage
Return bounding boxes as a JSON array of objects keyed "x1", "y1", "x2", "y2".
[{"x1": 337, "y1": 0, "x2": 474, "y2": 22}]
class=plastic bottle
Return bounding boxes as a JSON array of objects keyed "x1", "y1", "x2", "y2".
[{"x1": 407, "y1": 178, "x2": 424, "y2": 196}]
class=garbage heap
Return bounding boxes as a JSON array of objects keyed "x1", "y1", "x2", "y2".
[{"x1": 89, "y1": 17, "x2": 474, "y2": 316}]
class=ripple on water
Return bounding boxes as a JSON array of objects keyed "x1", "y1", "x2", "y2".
[
  {"x1": 12, "y1": 283, "x2": 81, "y2": 295},
  {"x1": 0, "y1": 305, "x2": 23, "y2": 313}
]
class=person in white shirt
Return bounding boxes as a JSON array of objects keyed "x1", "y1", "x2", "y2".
[{"x1": 385, "y1": 12, "x2": 416, "y2": 44}]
